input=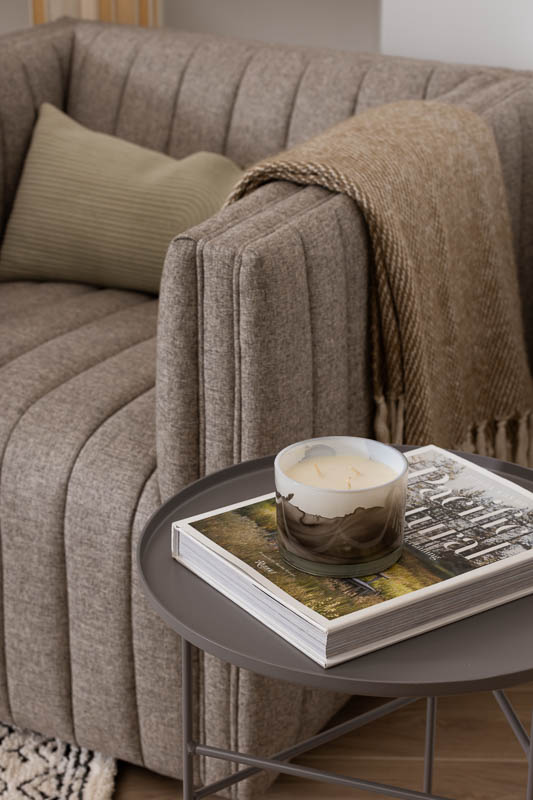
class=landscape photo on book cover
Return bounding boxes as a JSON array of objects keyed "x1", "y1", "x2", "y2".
[{"x1": 189, "y1": 447, "x2": 533, "y2": 622}]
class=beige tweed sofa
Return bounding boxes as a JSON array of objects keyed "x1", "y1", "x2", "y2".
[{"x1": 1, "y1": 17, "x2": 532, "y2": 798}]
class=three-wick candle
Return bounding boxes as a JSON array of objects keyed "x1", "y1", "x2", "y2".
[
  {"x1": 274, "y1": 436, "x2": 408, "y2": 577},
  {"x1": 285, "y1": 454, "x2": 397, "y2": 491}
]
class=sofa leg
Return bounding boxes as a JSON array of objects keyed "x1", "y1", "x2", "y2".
[{"x1": 182, "y1": 637, "x2": 195, "y2": 800}]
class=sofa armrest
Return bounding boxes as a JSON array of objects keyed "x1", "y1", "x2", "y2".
[
  {"x1": 0, "y1": 19, "x2": 73, "y2": 236},
  {"x1": 157, "y1": 180, "x2": 373, "y2": 499}
]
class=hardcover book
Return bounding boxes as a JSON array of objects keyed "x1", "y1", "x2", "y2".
[{"x1": 171, "y1": 446, "x2": 533, "y2": 667}]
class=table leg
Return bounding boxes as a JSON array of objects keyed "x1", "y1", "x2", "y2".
[
  {"x1": 424, "y1": 697, "x2": 437, "y2": 794},
  {"x1": 182, "y1": 637, "x2": 195, "y2": 800},
  {"x1": 527, "y1": 710, "x2": 533, "y2": 800}
]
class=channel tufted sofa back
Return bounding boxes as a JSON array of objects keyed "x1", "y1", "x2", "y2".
[
  {"x1": 65, "y1": 21, "x2": 533, "y2": 361},
  {"x1": 66, "y1": 20, "x2": 525, "y2": 166},
  {"x1": 4, "y1": 18, "x2": 533, "y2": 349}
]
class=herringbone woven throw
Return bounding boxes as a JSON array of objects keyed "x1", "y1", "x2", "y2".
[{"x1": 227, "y1": 101, "x2": 533, "y2": 464}]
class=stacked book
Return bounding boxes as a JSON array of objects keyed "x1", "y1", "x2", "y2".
[{"x1": 172, "y1": 446, "x2": 533, "y2": 668}]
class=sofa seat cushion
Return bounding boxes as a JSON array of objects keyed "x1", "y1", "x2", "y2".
[
  {"x1": 0, "y1": 281, "x2": 160, "y2": 753},
  {"x1": 0, "y1": 279, "x2": 348, "y2": 785}
]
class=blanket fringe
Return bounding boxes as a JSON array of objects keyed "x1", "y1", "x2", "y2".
[
  {"x1": 373, "y1": 397, "x2": 533, "y2": 467},
  {"x1": 475, "y1": 420, "x2": 488, "y2": 457},
  {"x1": 394, "y1": 396, "x2": 405, "y2": 445},
  {"x1": 462, "y1": 426, "x2": 476, "y2": 454},
  {"x1": 516, "y1": 413, "x2": 530, "y2": 466},
  {"x1": 374, "y1": 395, "x2": 391, "y2": 443},
  {"x1": 463, "y1": 414, "x2": 532, "y2": 467}
]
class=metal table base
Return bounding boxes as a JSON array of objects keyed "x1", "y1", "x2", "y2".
[
  {"x1": 181, "y1": 639, "x2": 533, "y2": 800},
  {"x1": 138, "y1": 454, "x2": 533, "y2": 800}
]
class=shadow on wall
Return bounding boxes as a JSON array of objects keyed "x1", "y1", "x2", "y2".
[{"x1": 161, "y1": 0, "x2": 381, "y2": 53}]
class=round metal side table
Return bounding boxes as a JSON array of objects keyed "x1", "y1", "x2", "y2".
[{"x1": 137, "y1": 449, "x2": 533, "y2": 800}]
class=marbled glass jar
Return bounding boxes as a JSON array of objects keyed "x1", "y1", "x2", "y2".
[{"x1": 274, "y1": 436, "x2": 408, "y2": 577}]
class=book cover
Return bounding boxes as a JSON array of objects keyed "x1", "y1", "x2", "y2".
[{"x1": 176, "y1": 446, "x2": 533, "y2": 629}]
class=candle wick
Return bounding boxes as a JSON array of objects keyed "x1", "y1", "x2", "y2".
[
  {"x1": 346, "y1": 477, "x2": 352, "y2": 489},
  {"x1": 313, "y1": 463, "x2": 325, "y2": 479},
  {"x1": 350, "y1": 466, "x2": 362, "y2": 476}
]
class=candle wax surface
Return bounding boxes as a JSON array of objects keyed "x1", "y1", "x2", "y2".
[{"x1": 285, "y1": 454, "x2": 397, "y2": 490}]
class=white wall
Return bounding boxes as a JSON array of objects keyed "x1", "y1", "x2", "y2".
[
  {"x1": 162, "y1": 0, "x2": 380, "y2": 53},
  {"x1": 3, "y1": 0, "x2": 531, "y2": 72},
  {"x1": 382, "y1": 0, "x2": 533, "y2": 71},
  {"x1": 0, "y1": 0, "x2": 30, "y2": 35}
]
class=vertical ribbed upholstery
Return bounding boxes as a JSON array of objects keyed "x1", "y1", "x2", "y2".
[
  {"x1": 166, "y1": 38, "x2": 258, "y2": 159},
  {"x1": 130, "y1": 472, "x2": 184, "y2": 778},
  {"x1": 150, "y1": 28, "x2": 533, "y2": 795},
  {"x1": 64, "y1": 387, "x2": 157, "y2": 763},
  {"x1": 67, "y1": 24, "x2": 142, "y2": 135},
  {"x1": 0, "y1": 281, "x2": 93, "y2": 726},
  {"x1": 67, "y1": 21, "x2": 533, "y2": 357},
  {"x1": 158, "y1": 183, "x2": 374, "y2": 795},
  {"x1": 0, "y1": 289, "x2": 158, "y2": 745},
  {"x1": 1, "y1": 19, "x2": 532, "y2": 800},
  {"x1": 0, "y1": 19, "x2": 73, "y2": 234},
  {"x1": 223, "y1": 48, "x2": 309, "y2": 165},
  {"x1": 285, "y1": 53, "x2": 376, "y2": 147}
]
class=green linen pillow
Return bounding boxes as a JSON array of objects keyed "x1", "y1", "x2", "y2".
[{"x1": 0, "y1": 103, "x2": 243, "y2": 294}]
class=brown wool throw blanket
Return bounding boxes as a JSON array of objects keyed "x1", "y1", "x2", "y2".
[{"x1": 226, "y1": 100, "x2": 533, "y2": 465}]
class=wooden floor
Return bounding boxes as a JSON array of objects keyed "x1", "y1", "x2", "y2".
[{"x1": 114, "y1": 682, "x2": 532, "y2": 799}]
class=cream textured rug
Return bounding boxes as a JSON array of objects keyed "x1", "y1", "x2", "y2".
[{"x1": 0, "y1": 722, "x2": 115, "y2": 799}]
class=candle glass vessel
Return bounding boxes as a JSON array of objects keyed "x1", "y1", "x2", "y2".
[{"x1": 274, "y1": 436, "x2": 408, "y2": 577}]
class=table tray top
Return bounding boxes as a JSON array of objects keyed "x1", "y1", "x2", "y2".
[{"x1": 137, "y1": 449, "x2": 533, "y2": 697}]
